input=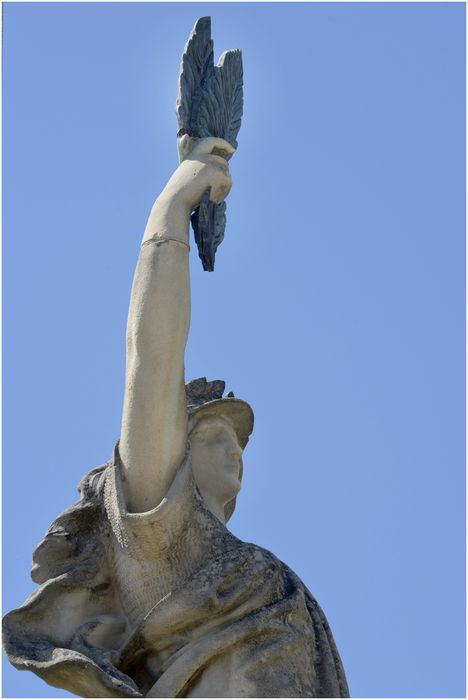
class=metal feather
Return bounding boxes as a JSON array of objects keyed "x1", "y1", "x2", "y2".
[
  {"x1": 176, "y1": 17, "x2": 214, "y2": 138},
  {"x1": 176, "y1": 18, "x2": 243, "y2": 271}
]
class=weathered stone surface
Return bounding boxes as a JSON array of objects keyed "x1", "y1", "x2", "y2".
[
  {"x1": 3, "y1": 17, "x2": 349, "y2": 698},
  {"x1": 3, "y1": 439, "x2": 349, "y2": 698}
]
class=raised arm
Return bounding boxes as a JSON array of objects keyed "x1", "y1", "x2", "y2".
[{"x1": 119, "y1": 138, "x2": 235, "y2": 512}]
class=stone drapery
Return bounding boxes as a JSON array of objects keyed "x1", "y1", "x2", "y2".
[{"x1": 3, "y1": 447, "x2": 349, "y2": 698}]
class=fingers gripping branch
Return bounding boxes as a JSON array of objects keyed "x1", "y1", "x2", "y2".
[
  {"x1": 188, "y1": 136, "x2": 235, "y2": 159},
  {"x1": 172, "y1": 136, "x2": 235, "y2": 207}
]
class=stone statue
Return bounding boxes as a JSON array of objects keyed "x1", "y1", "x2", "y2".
[{"x1": 3, "y1": 17, "x2": 349, "y2": 699}]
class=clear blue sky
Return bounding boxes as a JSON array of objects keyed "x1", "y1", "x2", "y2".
[{"x1": 3, "y1": 2, "x2": 465, "y2": 697}]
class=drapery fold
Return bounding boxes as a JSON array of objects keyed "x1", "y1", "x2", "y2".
[{"x1": 3, "y1": 451, "x2": 349, "y2": 698}]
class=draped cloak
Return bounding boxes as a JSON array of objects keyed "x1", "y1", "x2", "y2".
[{"x1": 3, "y1": 446, "x2": 349, "y2": 698}]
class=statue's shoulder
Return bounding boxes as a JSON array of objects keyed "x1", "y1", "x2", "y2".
[{"x1": 231, "y1": 538, "x2": 317, "y2": 600}]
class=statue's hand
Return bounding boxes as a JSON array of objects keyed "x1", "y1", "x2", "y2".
[{"x1": 164, "y1": 137, "x2": 235, "y2": 211}]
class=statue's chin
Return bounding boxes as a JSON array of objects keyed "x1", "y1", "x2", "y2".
[{"x1": 196, "y1": 475, "x2": 240, "y2": 523}]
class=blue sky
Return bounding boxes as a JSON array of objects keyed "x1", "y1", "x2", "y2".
[{"x1": 3, "y1": 2, "x2": 465, "y2": 697}]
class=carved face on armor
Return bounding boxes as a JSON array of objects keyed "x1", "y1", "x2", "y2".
[{"x1": 190, "y1": 415, "x2": 243, "y2": 523}]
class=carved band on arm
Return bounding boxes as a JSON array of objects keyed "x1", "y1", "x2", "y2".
[{"x1": 142, "y1": 235, "x2": 190, "y2": 251}]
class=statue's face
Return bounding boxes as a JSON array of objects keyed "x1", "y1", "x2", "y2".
[{"x1": 190, "y1": 415, "x2": 243, "y2": 523}]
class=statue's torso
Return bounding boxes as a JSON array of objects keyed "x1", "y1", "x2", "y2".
[{"x1": 3, "y1": 450, "x2": 349, "y2": 699}]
